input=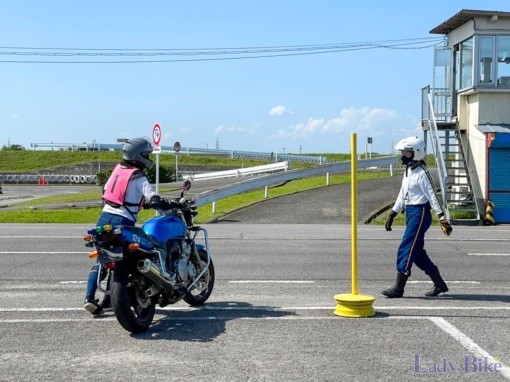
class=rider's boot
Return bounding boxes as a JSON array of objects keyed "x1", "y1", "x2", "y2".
[
  {"x1": 84, "y1": 297, "x2": 104, "y2": 315},
  {"x1": 381, "y1": 272, "x2": 409, "y2": 298},
  {"x1": 425, "y1": 270, "x2": 449, "y2": 297}
]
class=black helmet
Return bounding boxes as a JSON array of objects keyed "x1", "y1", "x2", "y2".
[{"x1": 122, "y1": 138, "x2": 153, "y2": 169}]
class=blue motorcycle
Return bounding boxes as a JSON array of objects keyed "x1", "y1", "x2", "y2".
[{"x1": 84, "y1": 180, "x2": 214, "y2": 333}]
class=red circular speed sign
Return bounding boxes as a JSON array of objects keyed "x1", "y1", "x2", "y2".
[{"x1": 152, "y1": 123, "x2": 162, "y2": 145}]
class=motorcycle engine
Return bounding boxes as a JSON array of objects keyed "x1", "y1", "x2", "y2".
[{"x1": 176, "y1": 241, "x2": 192, "y2": 282}]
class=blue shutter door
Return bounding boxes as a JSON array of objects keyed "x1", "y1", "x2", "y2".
[{"x1": 488, "y1": 146, "x2": 510, "y2": 223}]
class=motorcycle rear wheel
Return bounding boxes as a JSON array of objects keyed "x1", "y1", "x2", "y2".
[
  {"x1": 110, "y1": 269, "x2": 155, "y2": 333},
  {"x1": 184, "y1": 249, "x2": 215, "y2": 306}
]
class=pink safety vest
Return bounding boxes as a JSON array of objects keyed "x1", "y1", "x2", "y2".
[{"x1": 102, "y1": 164, "x2": 145, "y2": 211}]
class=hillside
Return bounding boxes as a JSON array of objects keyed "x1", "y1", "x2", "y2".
[{"x1": 0, "y1": 149, "x2": 353, "y2": 173}]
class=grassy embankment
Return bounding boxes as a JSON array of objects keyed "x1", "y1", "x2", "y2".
[{"x1": 0, "y1": 150, "x2": 401, "y2": 224}]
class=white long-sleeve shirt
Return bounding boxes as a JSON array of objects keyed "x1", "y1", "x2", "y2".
[{"x1": 391, "y1": 165, "x2": 444, "y2": 217}]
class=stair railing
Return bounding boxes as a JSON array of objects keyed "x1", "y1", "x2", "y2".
[
  {"x1": 427, "y1": 93, "x2": 450, "y2": 220},
  {"x1": 453, "y1": 130, "x2": 481, "y2": 220}
]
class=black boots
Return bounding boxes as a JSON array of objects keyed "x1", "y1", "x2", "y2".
[
  {"x1": 382, "y1": 272, "x2": 409, "y2": 298},
  {"x1": 425, "y1": 271, "x2": 449, "y2": 297},
  {"x1": 382, "y1": 271, "x2": 448, "y2": 298}
]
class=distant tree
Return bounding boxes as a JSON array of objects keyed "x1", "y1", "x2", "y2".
[
  {"x1": 1, "y1": 144, "x2": 25, "y2": 151},
  {"x1": 147, "y1": 164, "x2": 174, "y2": 183}
]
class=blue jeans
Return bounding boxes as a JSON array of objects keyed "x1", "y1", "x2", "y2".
[
  {"x1": 85, "y1": 212, "x2": 135, "y2": 301},
  {"x1": 396, "y1": 204, "x2": 438, "y2": 276}
]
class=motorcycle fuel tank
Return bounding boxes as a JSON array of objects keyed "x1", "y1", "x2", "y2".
[{"x1": 142, "y1": 214, "x2": 187, "y2": 243}]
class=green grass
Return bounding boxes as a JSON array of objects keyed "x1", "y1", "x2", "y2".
[
  {"x1": 14, "y1": 190, "x2": 103, "y2": 207},
  {"x1": 12, "y1": 186, "x2": 178, "y2": 208},
  {"x1": 0, "y1": 150, "x2": 337, "y2": 173}
]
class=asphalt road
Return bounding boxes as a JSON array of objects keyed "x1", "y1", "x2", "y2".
[
  {"x1": 214, "y1": 175, "x2": 402, "y2": 224},
  {"x1": 1, "y1": 223, "x2": 509, "y2": 381}
]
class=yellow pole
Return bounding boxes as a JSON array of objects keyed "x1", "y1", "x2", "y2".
[
  {"x1": 351, "y1": 133, "x2": 358, "y2": 296},
  {"x1": 333, "y1": 132, "x2": 375, "y2": 317}
]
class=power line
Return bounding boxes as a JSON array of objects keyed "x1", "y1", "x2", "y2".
[{"x1": 0, "y1": 37, "x2": 444, "y2": 64}]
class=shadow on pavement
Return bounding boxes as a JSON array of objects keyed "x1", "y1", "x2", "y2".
[{"x1": 130, "y1": 301, "x2": 297, "y2": 341}]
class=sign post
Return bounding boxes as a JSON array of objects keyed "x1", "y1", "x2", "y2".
[
  {"x1": 174, "y1": 141, "x2": 181, "y2": 182},
  {"x1": 152, "y1": 123, "x2": 162, "y2": 194}
]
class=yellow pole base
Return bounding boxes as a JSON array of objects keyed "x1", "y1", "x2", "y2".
[{"x1": 333, "y1": 293, "x2": 376, "y2": 318}]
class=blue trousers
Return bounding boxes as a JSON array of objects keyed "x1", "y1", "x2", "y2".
[
  {"x1": 396, "y1": 204, "x2": 439, "y2": 276},
  {"x1": 85, "y1": 212, "x2": 134, "y2": 301}
]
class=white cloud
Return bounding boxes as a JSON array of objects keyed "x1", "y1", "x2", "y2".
[
  {"x1": 268, "y1": 117, "x2": 324, "y2": 140},
  {"x1": 268, "y1": 106, "x2": 399, "y2": 141},
  {"x1": 269, "y1": 105, "x2": 293, "y2": 116},
  {"x1": 215, "y1": 124, "x2": 260, "y2": 135},
  {"x1": 10, "y1": 114, "x2": 19, "y2": 119},
  {"x1": 322, "y1": 107, "x2": 397, "y2": 133}
]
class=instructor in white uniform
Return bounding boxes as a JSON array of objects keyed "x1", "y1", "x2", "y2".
[{"x1": 382, "y1": 136, "x2": 452, "y2": 298}]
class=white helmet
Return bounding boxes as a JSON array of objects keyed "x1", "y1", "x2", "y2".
[{"x1": 394, "y1": 136, "x2": 426, "y2": 161}]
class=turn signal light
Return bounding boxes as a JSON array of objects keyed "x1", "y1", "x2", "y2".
[
  {"x1": 128, "y1": 243, "x2": 140, "y2": 251},
  {"x1": 88, "y1": 251, "x2": 99, "y2": 259}
]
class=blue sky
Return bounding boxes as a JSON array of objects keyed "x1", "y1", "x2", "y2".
[{"x1": 2, "y1": 1, "x2": 510, "y2": 154}]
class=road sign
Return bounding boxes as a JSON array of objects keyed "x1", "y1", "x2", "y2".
[
  {"x1": 152, "y1": 123, "x2": 162, "y2": 146},
  {"x1": 152, "y1": 145, "x2": 161, "y2": 154},
  {"x1": 174, "y1": 141, "x2": 181, "y2": 153}
]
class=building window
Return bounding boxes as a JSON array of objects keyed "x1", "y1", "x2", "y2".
[
  {"x1": 479, "y1": 36, "x2": 494, "y2": 84},
  {"x1": 497, "y1": 36, "x2": 510, "y2": 86},
  {"x1": 460, "y1": 38, "x2": 473, "y2": 89}
]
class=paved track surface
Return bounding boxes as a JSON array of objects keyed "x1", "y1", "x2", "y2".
[{"x1": 215, "y1": 175, "x2": 402, "y2": 224}]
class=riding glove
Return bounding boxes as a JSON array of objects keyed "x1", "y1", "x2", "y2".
[
  {"x1": 149, "y1": 195, "x2": 180, "y2": 210},
  {"x1": 440, "y1": 219, "x2": 453, "y2": 236},
  {"x1": 385, "y1": 210, "x2": 398, "y2": 232}
]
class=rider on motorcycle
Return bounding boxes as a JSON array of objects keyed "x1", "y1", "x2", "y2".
[{"x1": 84, "y1": 137, "x2": 174, "y2": 315}]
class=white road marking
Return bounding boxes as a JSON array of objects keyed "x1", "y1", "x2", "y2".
[
  {"x1": 228, "y1": 280, "x2": 314, "y2": 284},
  {"x1": 430, "y1": 317, "x2": 510, "y2": 380},
  {"x1": 0, "y1": 236, "x2": 83, "y2": 239},
  {"x1": 0, "y1": 251, "x2": 86, "y2": 254},
  {"x1": 0, "y1": 318, "x2": 117, "y2": 323},
  {"x1": 468, "y1": 253, "x2": 510, "y2": 256},
  {"x1": 408, "y1": 280, "x2": 481, "y2": 284},
  {"x1": 60, "y1": 281, "x2": 87, "y2": 284}
]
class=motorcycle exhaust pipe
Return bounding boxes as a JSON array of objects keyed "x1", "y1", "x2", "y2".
[{"x1": 137, "y1": 259, "x2": 176, "y2": 292}]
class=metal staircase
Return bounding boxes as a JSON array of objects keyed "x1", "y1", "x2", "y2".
[
  {"x1": 425, "y1": 94, "x2": 481, "y2": 224},
  {"x1": 438, "y1": 126, "x2": 480, "y2": 223}
]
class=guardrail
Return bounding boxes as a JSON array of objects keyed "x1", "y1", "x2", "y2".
[
  {"x1": 30, "y1": 142, "x2": 327, "y2": 164},
  {"x1": 183, "y1": 161, "x2": 289, "y2": 181},
  {"x1": 194, "y1": 155, "x2": 398, "y2": 207}
]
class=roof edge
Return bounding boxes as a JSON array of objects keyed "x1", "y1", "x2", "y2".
[{"x1": 430, "y1": 9, "x2": 510, "y2": 35}]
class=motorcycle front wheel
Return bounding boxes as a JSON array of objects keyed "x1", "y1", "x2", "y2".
[
  {"x1": 184, "y1": 249, "x2": 215, "y2": 306},
  {"x1": 110, "y1": 269, "x2": 155, "y2": 333}
]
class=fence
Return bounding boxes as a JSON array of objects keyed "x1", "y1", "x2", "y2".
[
  {"x1": 183, "y1": 161, "x2": 289, "y2": 181},
  {"x1": 194, "y1": 155, "x2": 398, "y2": 208}
]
